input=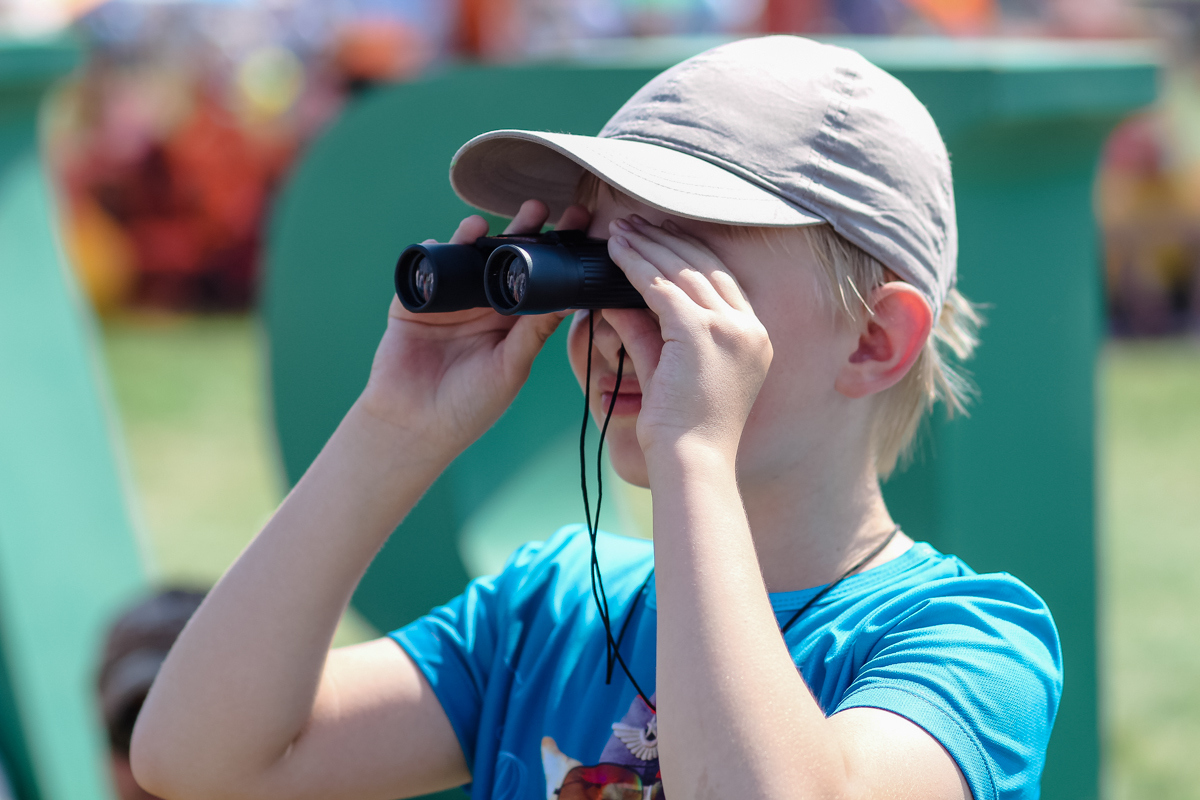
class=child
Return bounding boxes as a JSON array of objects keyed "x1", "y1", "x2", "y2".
[{"x1": 132, "y1": 36, "x2": 1061, "y2": 800}]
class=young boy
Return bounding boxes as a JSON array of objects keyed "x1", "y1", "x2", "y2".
[{"x1": 132, "y1": 36, "x2": 1061, "y2": 800}]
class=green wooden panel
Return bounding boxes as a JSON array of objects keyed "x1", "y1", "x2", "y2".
[
  {"x1": 0, "y1": 36, "x2": 147, "y2": 800},
  {"x1": 264, "y1": 38, "x2": 1157, "y2": 800}
]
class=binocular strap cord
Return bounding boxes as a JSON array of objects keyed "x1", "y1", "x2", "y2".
[
  {"x1": 777, "y1": 523, "x2": 901, "y2": 636},
  {"x1": 580, "y1": 312, "x2": 656, "y2": 713}
]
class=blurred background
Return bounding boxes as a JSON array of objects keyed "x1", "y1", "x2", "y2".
[{"x1": 0, "y1": 1, "x2": 1196, "y2": 799}]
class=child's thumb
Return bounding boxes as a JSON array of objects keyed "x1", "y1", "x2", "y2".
[{"x1": 502, "y1": 311, "x2": 569, "y2": 380}]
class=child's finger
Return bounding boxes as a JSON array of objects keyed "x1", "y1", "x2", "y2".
[
  {"x1": 448, "y1": 215, "x2": 490, "y2": 246},
  {"x1": 635, "y1": 216, "x2": 723, "y2": 269},
  {"x1": 555, "y1": 203, "x2": 592, "y2": 232},
  {"x1": 503, "y1": 199, "x2": 551, "y2": 235},
  {"x1": 660, "y1": 219, "x2": 751, "y2": 309},
  {"x1": 607, "y1": 233, "x2": 696, "y2": 321},
  {"x1": 602, "y1": 308, "x2": 664, "y2": 385},
  {"x1": 642, "y1": 218, "x2": 753, "y2": 312},
  {"x1": 612, "y1": 220, "x2": 725, "y2": 310},
  {"x1": 500, "y1": 311, "x2": 570, "y2": 381}
]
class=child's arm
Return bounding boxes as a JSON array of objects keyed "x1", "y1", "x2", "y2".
[
  {"x1": 603, "y1": 215, "x2": 971, "y2": 800},
  {"x1": 132, "y1": 201, "x2": 584, "y2": 800}
]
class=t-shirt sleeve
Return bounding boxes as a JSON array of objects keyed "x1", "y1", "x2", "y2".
[
  {"x1": 833, "y1": 575, "x2": 1063, "y2": 800},
  {"x1": 388, "y1": 535, "x2": 552, "y2": 767}
]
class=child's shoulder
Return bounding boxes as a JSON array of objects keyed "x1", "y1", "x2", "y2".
[
  {"x1": 829, "y1": 540, "x2": 1053, "y2": 614},
  {"x1": 783, "y1": 541, "x2": 1061, "y2": 668},
  {"x1": 899, "y1": 542, "x2": 1054, "y2": 617}
]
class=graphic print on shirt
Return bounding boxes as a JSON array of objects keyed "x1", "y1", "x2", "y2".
[{"x1": 541, "y1": 693, "x2": 663, "y2": 800}]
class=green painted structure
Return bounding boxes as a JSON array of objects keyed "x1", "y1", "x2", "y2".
[
  {"x1": 0, "y1": 37, "x2": 148, "y2": 800},
  {"x1": 264, "y1": 37, "x2": 1158, "y2": 799}
]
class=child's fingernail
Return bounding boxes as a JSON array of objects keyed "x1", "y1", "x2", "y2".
[
  {"x1": 614, "y1": 235, "x2": 630, "y2": 247},
  {"x1": 615, "y1": 219, "x2": 632, "y2": 231},
  {"x1": 630, "y1": 214, "x2": 647, "y2": 225}
]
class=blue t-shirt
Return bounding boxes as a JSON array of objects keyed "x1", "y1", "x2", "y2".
[{"x1": 392, "y1": 525, "x2": 1062, "y2": 800}]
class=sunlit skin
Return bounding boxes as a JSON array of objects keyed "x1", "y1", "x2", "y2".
[
  {"x1": 565, "y1": 192, "x2": 931, "y2": 592},
  {"x1": 111, "y1": 755, "x2": 162, "y2": 800},
  {"x1": 568, "y1": 199, "x2": 842, "y2": 495},
  {"x1": 131, "y1": 194, "x2": 969, "y2": 800},
  {"x1": 550, "y1": 195, "x2": 964, "y2": 800}
]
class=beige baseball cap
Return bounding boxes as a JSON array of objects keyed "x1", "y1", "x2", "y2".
[{"x1": 449, "y1": 35, "x2": 957, "y2": 316}]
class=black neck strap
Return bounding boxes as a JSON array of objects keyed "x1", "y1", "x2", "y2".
[{"x1": 779, "y1": 524, "x2": 902, "y2": 635}]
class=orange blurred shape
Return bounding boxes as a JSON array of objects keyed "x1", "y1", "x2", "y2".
[
  {"x1": 65, "y1": 0, "x2": 107, "y2": 18},
  {"x1": 333, "y1": 19, "x2": 432, "y2": 83},
  {"x1": 764, "y1": 0, "x2": 826, "y2": 33},
  {"x1": 457, "y1": 0, "x2": 520, "y2": 59},
  {"x1": 165, "y1": 93, "x2": 271, "y2": 248},
  {"x1": 903, "y1": 0, "x2": 995, "y2": 34},
  {"x1": 65, "y1": 196, "x2": 137, "y2": 314}
]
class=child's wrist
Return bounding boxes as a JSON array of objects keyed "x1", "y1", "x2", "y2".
[
  {"x1": 281, "y1": 402, "x2": 456, "y2": 541},
  {"x1": 643, "y1": 434, "x2": 739, "y2": 484},
  {"x1": 342, "y1": 399, "x2": 459, "y2": 478}
]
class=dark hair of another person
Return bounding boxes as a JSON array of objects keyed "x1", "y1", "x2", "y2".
[{"x1": 97, "y1": 589, "x2": 206, "y2": 756}]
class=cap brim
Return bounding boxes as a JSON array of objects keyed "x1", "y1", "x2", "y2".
[{"x1": 450, "y1": 130, "x2": 824, "y2": 227}]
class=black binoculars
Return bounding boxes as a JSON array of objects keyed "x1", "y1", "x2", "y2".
[{"x1": 394, "y1": 230, "x2": 647, "y2": 315}]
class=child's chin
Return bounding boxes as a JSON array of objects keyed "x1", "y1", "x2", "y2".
[{"x1": 607, "y1": 434, "x2": 650, "y2": 489}]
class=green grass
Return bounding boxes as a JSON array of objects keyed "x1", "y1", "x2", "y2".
[
  {"x1": 102, "y1": 314, "x2": 282, "y2": 586},
  {"x1": 99, "y1": 316, "x2": 1200, "y2": 795},
  {"x1": 1101, "y1": 339, "x2": 1200, "y2": 800},
  {"x1": 100, "y1": 313, "x2": 376, "y2": 646}
]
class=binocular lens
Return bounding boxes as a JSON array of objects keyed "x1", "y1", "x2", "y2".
[
  {"x1": 500, "y1": 255, "x2": 529, "y2": 307},
  {"x1": 398, "y1": 232, "x2": 646, "y2": 315},
  {"x1": 395, "y1": 243, "x2": 490, "y2": 313},
  {"x1": 412, "y1": 256, "x2": 436, "y2": 304}
]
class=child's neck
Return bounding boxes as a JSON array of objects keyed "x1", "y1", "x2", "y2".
[{"x1": 739, "y1": 454, "x2": 902, "y2": 595}]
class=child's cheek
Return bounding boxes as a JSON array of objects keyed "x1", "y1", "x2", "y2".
[{"x1": 565, "y1": 311, "x2": 592, "y2": 389}]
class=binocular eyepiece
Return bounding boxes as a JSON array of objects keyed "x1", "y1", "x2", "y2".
[{"x1": 395, "y1": 230, "x2": 646, "y2": 315}]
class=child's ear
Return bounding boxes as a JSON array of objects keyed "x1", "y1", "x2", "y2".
[{"x1": 834, "y1": 283, "x2": 933, "y2": 399}]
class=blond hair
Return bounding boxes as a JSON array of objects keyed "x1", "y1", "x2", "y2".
[
  {"x1": 803, "y1": 226, "x2": 981, "y2": 476},
  {"x1": 573, "y1": 172, "x2": 982, "y2": 476}
]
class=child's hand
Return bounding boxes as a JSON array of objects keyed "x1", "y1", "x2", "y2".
[
  {"x1": 359, "y1": 199, "x2": 592, "y2": 459},
  {"x1": 603, "y1": 214, "x2": 773, "y2": 459}
]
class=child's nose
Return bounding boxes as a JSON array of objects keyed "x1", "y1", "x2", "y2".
[{"x1": 591, "y1": 311, "x2": 628, "y2": 367}]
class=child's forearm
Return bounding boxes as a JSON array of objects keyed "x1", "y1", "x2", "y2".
[
  {"x1": 132, "y1": 401, "x2": 453, "y2": 797},
  {"x1": 133, "y1": 203, "x2": 571, "y2": 799},
  {"x1": 649, "y1": 442, "x2": 850, "y2": 800}
]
